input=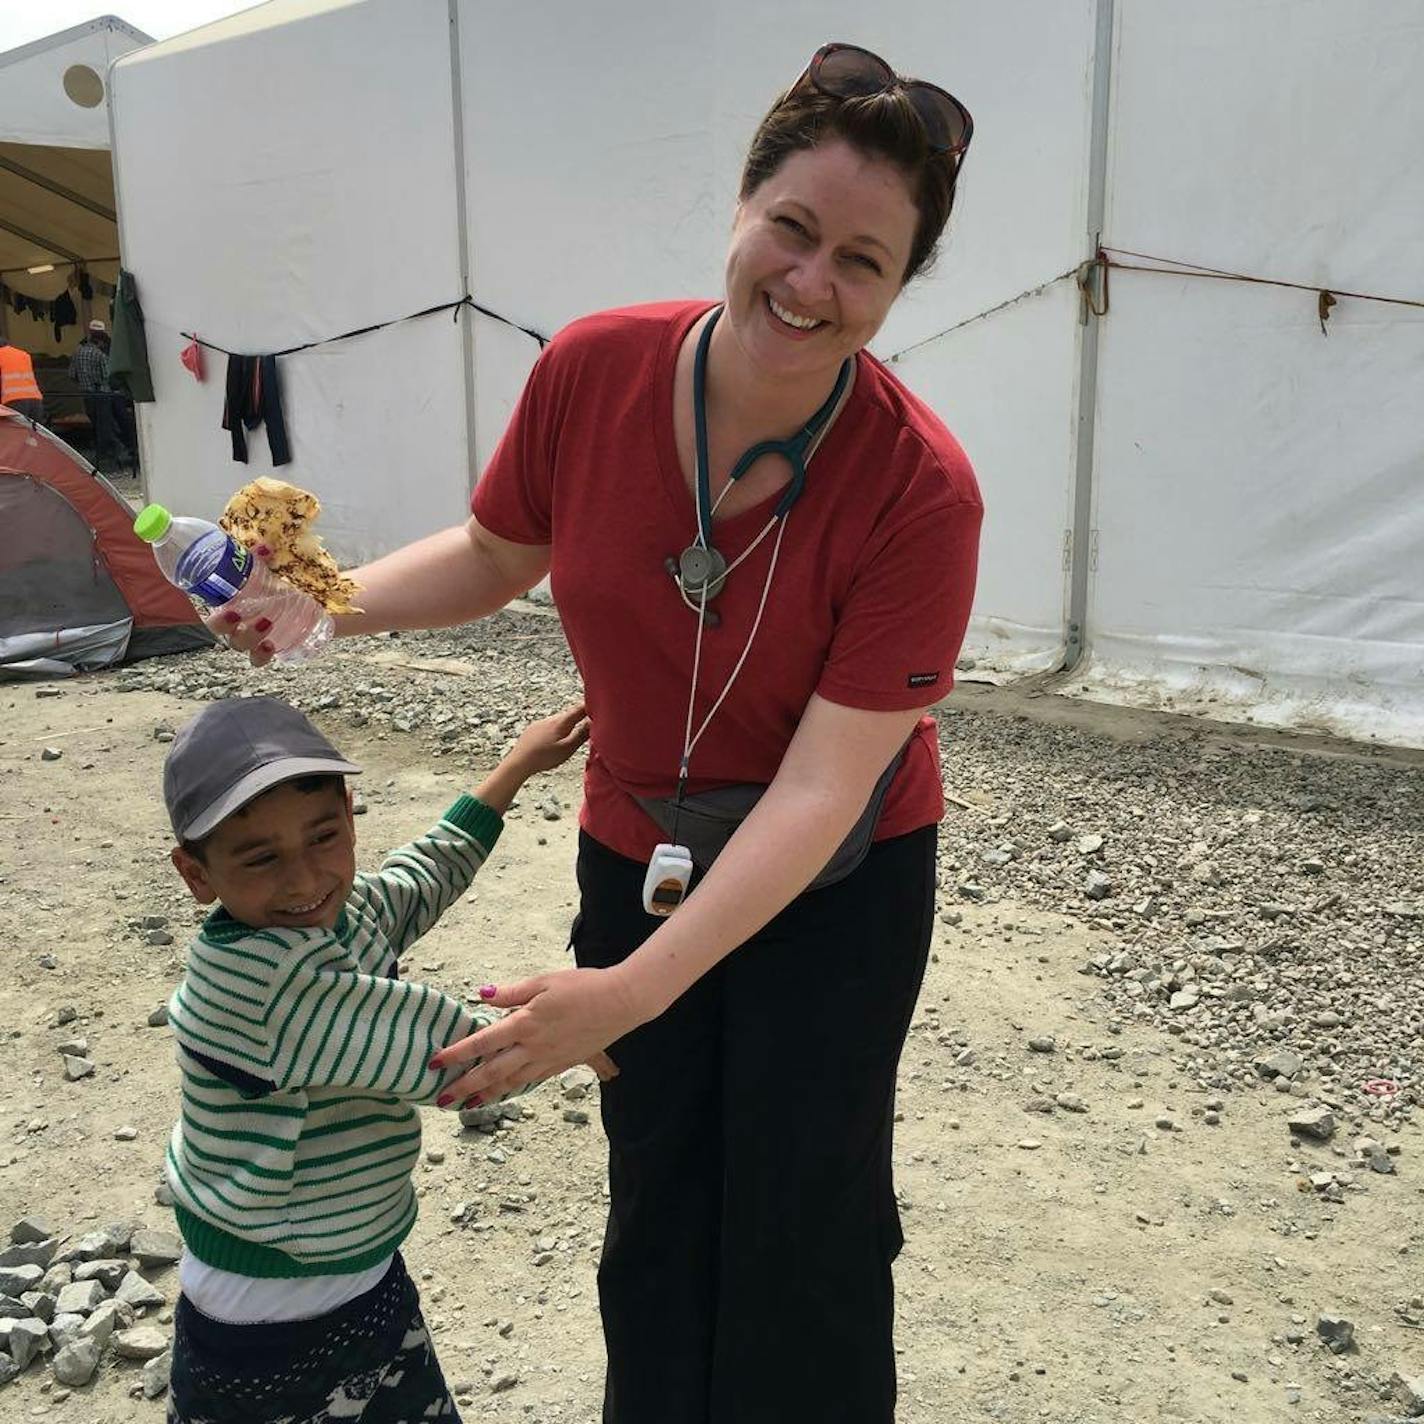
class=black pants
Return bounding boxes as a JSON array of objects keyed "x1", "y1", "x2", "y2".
[
  {"x1": 572, "y1": 826, "x2": 936, "y2": 1424},
  {"x1": 84, "y1": 391, "x2": 135, "y2": 465}
]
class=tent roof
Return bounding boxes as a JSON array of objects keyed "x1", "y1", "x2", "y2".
[
  {"x1": 0, "y1": 16, "x2": 150, "y2": 67},
  {"x1": 114, "y1": 1, "x2": 349, "y2": 64}
]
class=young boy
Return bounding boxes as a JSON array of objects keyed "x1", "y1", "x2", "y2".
[{"x1": 159, "y1": 694, "x2": 589, "y2": 1423}]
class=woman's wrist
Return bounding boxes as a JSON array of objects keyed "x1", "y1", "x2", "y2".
[{"x1": 612, "y1": 937, "x2": 693, "y2": 1026}]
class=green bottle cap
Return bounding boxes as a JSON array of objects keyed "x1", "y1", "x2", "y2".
[{"x1": 133, "y1": 504, "x2": 172, "y2": 543}]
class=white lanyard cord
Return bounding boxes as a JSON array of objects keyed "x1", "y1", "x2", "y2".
[
  {"x1": 678, "y1": 513, "x2": 790, "y2": 779},
  {"x1": 675, "y1": 512, "x2": 780, "y2": 618},
  {"x1": 674, "y1": 370, "x2": 848, "y2": 787}
]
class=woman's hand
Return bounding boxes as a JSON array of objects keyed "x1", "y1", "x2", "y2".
[
  {"x1": 204, "y1": 544, "x2": 276, "y2": 667},
  {"x1": 206, "y1": 604, "x2": 277, "y2": 667},
  {"x1": 432, "y1": 966, "x2": 645, "y2": 1106}
]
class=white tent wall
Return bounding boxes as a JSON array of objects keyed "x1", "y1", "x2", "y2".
[
  {"x1": 109, "y1": 0, "x2": 472, "y2": 563},
  {"x1": 458, "y1": 0, "x2": 1098, "y2": 673},
  {"x1": 1080, "y1": 0, "x2": 1424, "y2": 744},
  {"x1": 107, "y1": 0, "x2": 1424, "y2": 745}
]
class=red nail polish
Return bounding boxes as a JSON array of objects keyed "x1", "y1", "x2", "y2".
[
  {"x1": 259, "y1": 640, "x2": 275, "y2": 654},
  {"x1": 478, "y1": 985, "x2": 496, "y2": 1000},
  {"x1": 255, "y1": 544, "x2": 271, "y2": 558},
  {"x1": 427, "y1": 1057, "x2": 440, "y2": 1071},
  {"x1": 222, "y1": 610, "x2": 241, "y2": 624},
  {"x1": 254, "y1": 617, "x2": 273, "y2": 633},
  {"x1": 466, "y1": 1094, "x2": 483, "y2": 1108},
  {"x1": 436, "y1": 1093, "x2": 453, "y2": 1108}
]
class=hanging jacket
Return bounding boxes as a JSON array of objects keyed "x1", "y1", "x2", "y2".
[
  {"x1": 221, "y1": 353, "x2": 291, "y2": 466},
  {"x1": 109, "y1": 268, "x2": 155, "y2": 402}
]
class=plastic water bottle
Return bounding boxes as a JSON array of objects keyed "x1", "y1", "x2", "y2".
[{"x1": 133, "y1": 503, "x2": 334, "y2": 662}]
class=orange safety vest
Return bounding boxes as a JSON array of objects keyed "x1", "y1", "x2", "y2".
[{"x1": 0, "y1": 345, "x2": 42, "y2": 405}]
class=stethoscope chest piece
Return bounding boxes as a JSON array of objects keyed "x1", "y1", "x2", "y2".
[{"x1": 677, "y1": 544, "x2": 728, "y2": 601}]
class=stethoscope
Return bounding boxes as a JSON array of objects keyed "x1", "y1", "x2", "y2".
[
  {"x1": 661, "y1": 302, "x2": 854, "y2": 842},
  {"x1": 665, "y1": 305, "x2": 853, "y2": 625}
]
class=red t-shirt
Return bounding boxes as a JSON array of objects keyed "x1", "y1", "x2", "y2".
[{"x1": 473, "y1": 301, "x2": 983, "y2": 864}]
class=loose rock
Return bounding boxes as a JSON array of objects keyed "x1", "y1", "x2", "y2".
[
  {"x1": 52, "y1": 1336, "x2": 102, "y2": 1387},
  {"x1": 142, "y1": 1349, "x2": 172, "y2": 1398},
  {"x1": 112, "y1": 1324, "x2": 171, "y2": 1360},
  {"x1": 1289, "y1": 1107, "x2": 1337, "y2": 1142},
  {"x1": 115, "y1": 1270, "x2": 166, "y2": 1309},
  {"x1": 130, "y1": 1229, "x2": 183, "y2": 1269},
  {"x1": 1317, "y1": 1315, "x2": 1356, "y2": 1355}
]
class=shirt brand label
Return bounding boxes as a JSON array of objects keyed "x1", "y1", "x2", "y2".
[{"x1": 907, "y1": 672, "x2": 939, "y2": 688}]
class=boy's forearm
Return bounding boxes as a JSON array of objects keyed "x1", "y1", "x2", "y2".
[{"x1": 473, "y1": 756, "x2": 533, "y2": 816}]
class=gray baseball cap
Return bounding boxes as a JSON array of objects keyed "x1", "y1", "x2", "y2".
[{"x1": 164, "y1": 696, "x2": 361, "y2": 841}]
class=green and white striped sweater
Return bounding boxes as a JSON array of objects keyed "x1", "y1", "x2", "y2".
[{"x1": 165, "y1": 794, "x2": 503, "y2": 1278}]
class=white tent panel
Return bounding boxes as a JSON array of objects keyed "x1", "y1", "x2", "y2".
[
  {"x1": 900, "y1": 283, "x2": 1082, "y2": 674},
  {"x1": 1082, "y1": 0, "x2": 1424, "y2": 743},
  {"x1": 458, "y1": 0, "x2": 1096, "y2": 676},
  {"x1": 0, "y1": 19, "x2": 148, "y2": 150},
  {"x1": 110, "y1": 0, "x2": 472, "y2": 561}
]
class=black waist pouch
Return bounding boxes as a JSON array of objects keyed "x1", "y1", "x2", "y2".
[{"x1": 635, "y1": 748, "x2": 905, "y2": 892}]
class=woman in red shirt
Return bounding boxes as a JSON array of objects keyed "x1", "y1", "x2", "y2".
[{"x1": 230, "y1": 44, "x2": 982, "y2": 1424}]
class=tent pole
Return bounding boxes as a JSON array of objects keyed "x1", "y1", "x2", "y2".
[
  {"x1": 0, "y1": 215, "x2": 85, "y2": 264},
  {"x1": 0, "y1": 154, "x2": 118, "y2": 222},
  {"x1": 447, "y1": 0, "x2": 479, "y2": 510},
  {"x1": 1063, "y1": 0, "x2": 1115, "y2": 674},
  {"x1": 107, "y1": 50, "x2": 145, "y2": 497}
]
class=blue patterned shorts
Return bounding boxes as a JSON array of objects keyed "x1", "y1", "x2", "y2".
[{"x1": 166, "y1": 1254, "x2": 460, "y2": 1424}]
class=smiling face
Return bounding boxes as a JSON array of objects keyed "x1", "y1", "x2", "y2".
[
  {"x1": 721, "y1": 138, "x2": 919, "y2": 388},
  {"x1": 171, "y1": 776, "x2": 356, "y2": 932}
]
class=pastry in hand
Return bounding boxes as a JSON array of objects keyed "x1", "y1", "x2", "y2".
[{"x1": 219, "y1": 477, "x2": 363, "y2": 614}]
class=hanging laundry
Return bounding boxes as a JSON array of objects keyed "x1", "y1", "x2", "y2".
[
  {"x1": 109, "y1": 269, "x2": 155, "y2": 402},
  {"x1": 179, "y1": 337, "x2": 205, "y2": 382},
  {"x1": 77, "y1": 268, "x2": 93, "y2": 301},
  {"x1": 51, "y1": 288, "x2": 77, "y2": 342},
  {"x1": 221, "y1": 353, "x2": 291, "y2": 465}
]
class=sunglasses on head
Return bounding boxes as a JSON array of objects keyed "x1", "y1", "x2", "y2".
[{"x1": 793, "y1": 42, "x2": 973, "y2": 158}]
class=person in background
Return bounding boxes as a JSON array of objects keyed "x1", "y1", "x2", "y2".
[
  {"x1": 0, "y1": 339, "x2": 46, "y2": 423},
  {"x1": 69, "y1": 319, "x2": 136, "y2": 468}
]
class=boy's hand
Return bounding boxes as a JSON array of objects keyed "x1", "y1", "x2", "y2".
[
  {"x1": 473, "y1": 703, "x2": 589, "y2": 815},
  {"x1": 507, "y1": 703, "x2": 590, "y2": 775}
]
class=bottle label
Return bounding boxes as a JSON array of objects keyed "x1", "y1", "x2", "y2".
[{"x1": 188, "y1": 538, "x2": 252, "y2": 605}]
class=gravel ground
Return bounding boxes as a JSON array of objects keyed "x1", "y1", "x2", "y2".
[{"x1": 4, "y1": 611, "x2": 1423, "y2": 1422}]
